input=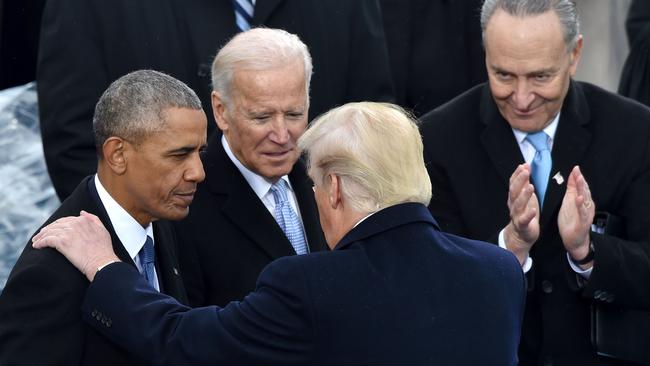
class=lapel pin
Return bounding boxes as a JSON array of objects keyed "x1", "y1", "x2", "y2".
[
  {"x1": 173, "y1": 267, "x2": 179, "y2": 276},
  {"x1": 552, "y1": 172, "x2": 564, "y2": 185}
]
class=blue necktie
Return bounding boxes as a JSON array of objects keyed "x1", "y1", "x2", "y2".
[
  {"x1": 270, "y1": 180, "x2": 308, "y2": 255},
  {"x1": 232, "y1": 0, "x2": 254, "y2": 31},
  {"x1": 138, "y1": 236, "x2": 157, "y2": 288},
  {"x1": 526, "y1": 131, "x2": 552, "y2": 208}
]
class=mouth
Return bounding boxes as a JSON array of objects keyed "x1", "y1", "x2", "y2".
[
  {"x1": 173, "y1": 191, "x2": 196, "y2": 206},
  {"x1": 509, "y1": 103, "x2": 543, "y2": 118},
  {"x1": 262, "y1": 149, "x2": 292, "y2": 160}
]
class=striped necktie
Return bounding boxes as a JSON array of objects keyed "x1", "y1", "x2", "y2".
[
  {"x1": 526, "y1": 131, "x2": 552, "y2": 208},
  {"x1": 138, "y1": 236, "x2": 157, "y2": 288},
  {"x1": 270, "y1": 180, "x2": 308, "y2": 255},
  {"x1": 232, "y1": 0, "x2": 254, "y2": 31}
]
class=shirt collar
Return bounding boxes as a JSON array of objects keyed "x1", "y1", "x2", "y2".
[
  {"x1": 512, "y1": 112, "x2": 560, "y2": 144},
  {"x1": 221, "y1": 135, "x2": 293, "y2": 199},
  {"x1": 94, "y1": 175, "x2": 154, "y2": 261}
]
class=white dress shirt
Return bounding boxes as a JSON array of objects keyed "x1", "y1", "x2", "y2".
[
  {"x1": 497, "y1": 113, "x2": 592, "y2": 278},
  {"x1": 94, "y1": 175, "x2": 160, "y2": 290},
  {"x1": 221, "y1": 136, "x2": 308, "y2": 244}
]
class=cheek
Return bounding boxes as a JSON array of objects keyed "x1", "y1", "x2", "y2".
[
  {"x1": 290, "y1": 121, "x2": 307, "y2": 139},
  {"x1": 488, "y1": 81, "x2": 512, "y2": 101}
]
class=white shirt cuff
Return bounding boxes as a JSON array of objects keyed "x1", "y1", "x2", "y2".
[
  {"x1": 566, "y1": 252, "x2": 593, "y2": 279},
  {"x1": 499, "y1": 229, "x2": 533, "y2": 273}
]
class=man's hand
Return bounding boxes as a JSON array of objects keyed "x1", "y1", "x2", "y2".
[
  {"x1": 32, "y1": 211, "x2": 120, "y2": 281},
  {"x1": 504, "y1": 164, "x2": 540, "y2": 265},
  {"x1": 558, "y1": 166, "x2": 595, "y2": 267}
]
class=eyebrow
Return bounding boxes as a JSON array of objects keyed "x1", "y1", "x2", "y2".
[
  {"x1": 491, "y1": 65, "x2": 558, "y2": 76},
  {"x1": 166, "y1": 145, "x2": 204, "y2": 155}
]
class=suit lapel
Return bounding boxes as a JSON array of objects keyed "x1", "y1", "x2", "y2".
[
  {"x1": 479, "y1": 85, "x2": 525, "y2": 186},
  {"x1": 207, "y1": 137, "x2": 297, "y2": 259},
  {"x1": 151, "y1": 222, "x2": 188, "y2": 304},
  {"x1": 85, "y1": 176, "x2": 135, "y2": 267},
  {"x1": 252, "y1": 0, "x2": 284, "y2": 25},
  {"x1": 540, "y1": 81, "x2": 591, "y2": 228}
]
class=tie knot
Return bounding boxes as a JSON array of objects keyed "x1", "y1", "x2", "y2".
[
  {"x1": 270, "y1": 180, "x2": 289, "y2": 205},
  {"x1": 139, "y1": 236, "x2": 155, "y2": 265},
  {"x1": 526, "y1": 131, "x2": 550, "y2": 152}
]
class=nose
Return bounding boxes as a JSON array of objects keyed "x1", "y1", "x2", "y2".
[
  {"x1": 185, "y1": 154, "x2": 206, "y2": 183},
  {"x1": 511, "y1": 80, "x2": 535, "y2": 110},
  {"x1": 269, "y1": 116, "x2": 290, "y2": 145}
]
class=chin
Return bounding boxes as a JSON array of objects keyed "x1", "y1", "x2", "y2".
[{"x1": 161, "y1": 207, "x2": 190, "y2": 221}]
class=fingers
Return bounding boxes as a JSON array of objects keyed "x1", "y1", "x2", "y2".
[
  {"x1": 32, "y1": 232, "x2": 61, "y2": 250},
  {"x1": 80, "y1": 210, "x2": 102, "y2": 226},
  {"x1": 509, "y1": 164, "x2": 533, "y2": 204},
  {"x1": 570, "y1": 166, "x2": 595, "y2": 215}
]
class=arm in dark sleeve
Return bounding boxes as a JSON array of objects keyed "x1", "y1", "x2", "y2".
[
  {"x1": 582, "y1": 136, "x2": 650, "y2": 309},
  {"x1": 0, "y1": 249, "x2": 87, "y2": 365},
  {"x1": 626, "y1": 0, "x2": 650, "y2": 46},
  {"x1": 82, "y1": 259, "x2": 313, "y2": 366},
  {"x1": 37, "y1": 0, "x2": 106, "y2": 200}
]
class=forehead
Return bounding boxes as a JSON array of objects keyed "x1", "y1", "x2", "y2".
[
  {"x1": 230, "y1": 60, "x2": 308, "y2": 109},
  {"x1": 484, "y1": 9, "x2": 567, "y2": 68},
  {"x1": 142, "y1": 107, "x2": 207, "y2": 147}
]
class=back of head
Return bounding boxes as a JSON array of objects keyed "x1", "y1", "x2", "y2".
[
  {"x1": 211, "y1": 28, "x2": 313, "y2": 107},
  {"x1": 93, "y1": 69, "x2": 202, "y2": 157},
  {"x1": 480, "y1": 0, "x2": 581, "y2": 51},
  {"x1": 298, "y1": 102, "x2": 431, "y2": 214}
]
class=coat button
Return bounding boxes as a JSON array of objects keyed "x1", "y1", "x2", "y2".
[
  {"x1": 541, "y1": 280, "x2": 553, "y2": 294},
  {"x1": 606, "y1": 293, "x2": 615, "y2": 303}
]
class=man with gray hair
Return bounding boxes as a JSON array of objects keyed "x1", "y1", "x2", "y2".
[
  {"x1": 173, "y1": 28, "x2": 326, "y2": 308},
  {"x1": 0, "y1": 70, "x2": 207, "y2": 365},
  {"x1": 32, "y1": 101, "x2": 525, "y2": 365},
  {"x1": 420, "y1": 0, "x2": 650, "y2": 364}
]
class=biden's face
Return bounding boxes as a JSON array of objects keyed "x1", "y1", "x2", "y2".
[{"x1": 213, "y1": 59, "x2": 308, "y2": 182}]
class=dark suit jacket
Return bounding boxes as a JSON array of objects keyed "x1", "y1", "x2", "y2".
[
  {"x1": 420, "y1": 81, "x2": 650, "y2": 365},
  {"x1": 379, "y1": 0, "x2": 486, "y2": 116},
  {"x1": 174, "y1": 134, "x2": 326, "y2": 307},
  {"x1": 37, "y1": 0, "x2": 394, "y2": 200},
  {"x1": 618, "y1": 0, "x2": 650, "y2": 107},
  {"x1": 82, "y1": 203, "x2": 525, "y2": 365},
  {"x1": 0, "y1": 176, "x2": 187, "y2": 366}
]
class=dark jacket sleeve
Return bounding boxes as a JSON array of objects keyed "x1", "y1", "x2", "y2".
[
  {"x1": 582, "y1": 135, "x2": 650, "y2": 309},
  {"x1": 37, "y1": 0, "x2": 105, "y2": 200},
  {"x1": 82, "y1": 259, "x2": 313, "y2": 366}
]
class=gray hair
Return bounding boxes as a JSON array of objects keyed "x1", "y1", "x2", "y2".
[
  {"x1": 93, "y1": 69, "x2": 202, "y2": 156},
  {"x1": 480, "y1": 0, "x2": 581, "y2": 51},
  {"x1": 211, "y1": 28, "x2": 313, "y2": 107},
  {"x1": 298, "y1": 102, "x2": 432, "y2": 214}
]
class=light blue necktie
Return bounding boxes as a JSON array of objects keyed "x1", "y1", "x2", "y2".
[
  {"x1": 232, "y1": 0, "x2": 254, "y2": 31},
  {"x1": 270, "y1": 180, "x2": 308, "y2": 255},
  {"x1": 138, "y1": 236, "x2": 157, "y2": 288},
  {"x1": 526, "y1": 131, "x2": 552, "y2": 208}
]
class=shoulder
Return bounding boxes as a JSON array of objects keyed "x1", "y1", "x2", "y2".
[
  {"x1": 579, "y1": 81, "x2": 650, "y2": 124},
  {"x1": 420, "y1": 83, "x2": 486, "y2": 126},
  {"x1": 575, "y1": 82, "x2": 650, "y2": 143},
  {"x1": 438, "y1": 231, "x2": 524, "y2": 285},
  {"x1": 419, "y1": 83, "x2": 487, "y2": 142}
]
